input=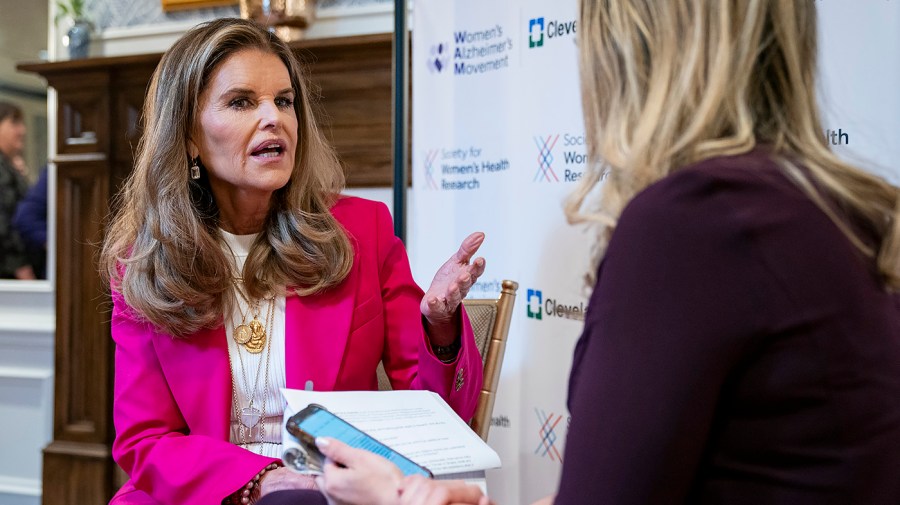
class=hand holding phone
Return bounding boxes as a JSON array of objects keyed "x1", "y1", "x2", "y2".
[{"x1": 284, "y1": 404, "x2": 433, "y2": 478}]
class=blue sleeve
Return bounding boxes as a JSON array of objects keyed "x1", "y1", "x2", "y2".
[{"x1": 13, "y1": 166, "x2": 48, "y2": 247}]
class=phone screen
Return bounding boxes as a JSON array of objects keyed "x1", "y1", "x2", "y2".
[{"x1": 292, "y1": 406, "x2": 432, "y2": 477}]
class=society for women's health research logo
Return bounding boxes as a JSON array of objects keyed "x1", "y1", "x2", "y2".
[
  {"x1": 535, "y1": 408, "x2": 566, "y2": 463},
  {"x1": 422, "y1": 149, "x2": 440, "y2": 189},
  {"x1": 533, "y1": 133, "x2": 589, "y2": 183},
  {"x1": 533, "y1": 135, "x2": 560, "y2": 183}
]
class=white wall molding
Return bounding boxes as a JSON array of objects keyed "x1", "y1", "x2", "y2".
[
  {"x1": 306, "y1": 3, "x2": 394, "y2": 39},
  {"x1": 0, "y1": 320, "x2": 54, "y2": 337},
  {"x1": 0, "y1": 278, "x2": 55, "y2": 505},
  {"x1": 94, "y1": 19, "x2": 204, "y2": 57},
  {"x1": 0, "y1": 366, "x2": 53, "y2": 382},
  {"x1": 0, "y1": 280, "x2": 52, "y2": 293},
  {"x1": 91, "y1": 6, "x2": 396, "y2": 58},
  {"x1": 0, "y1": 475, "x2": 42, "y2": 496},
  {"x1": 0, "y1": 363, "x2": 52, "y2": 505},
  {"x1": 0, "y1": 284, "x2": 55, "y2": 338}
]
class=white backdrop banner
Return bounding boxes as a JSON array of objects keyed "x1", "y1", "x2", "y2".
[
  {"x1": 411, "y1": 1, "x2": 587, "y2": 502},
  {"x1": 409, "y1": 1, "x2": 899, "y2": 504}
]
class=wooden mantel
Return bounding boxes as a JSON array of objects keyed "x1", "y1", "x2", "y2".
[{"x1": 18, "y1": 32, "x2": 393, "y2": 505}]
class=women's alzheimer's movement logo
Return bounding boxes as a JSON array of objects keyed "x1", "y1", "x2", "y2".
[
  {"x1": 425, "y1": 26, "x2": 513, "y2": 76},
  {"x1": 428, "y1": 43, "x2": 450, "y2": 73}
]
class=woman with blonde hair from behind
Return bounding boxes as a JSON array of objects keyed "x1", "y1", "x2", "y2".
[
  {"x1": 270, "y1": 1, "x2": 900, "y2": 504},
  {"x1": 554, "y1": 0, "x2": 900, "y2": 503}
]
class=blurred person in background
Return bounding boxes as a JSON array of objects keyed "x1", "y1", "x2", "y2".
[
  {"x1": 14, "y1": 165, "x2": 49, "y2": 279},
  {"x1": 0, "y1": 100, "x2": 35, "y2": 279}
]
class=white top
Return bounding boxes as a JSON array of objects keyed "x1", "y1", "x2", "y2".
[{"x1": 221, "y1": 229, "x2": 288, "y2": 459}]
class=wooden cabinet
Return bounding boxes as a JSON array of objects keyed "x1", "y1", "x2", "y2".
[{"x1": 18, "y1": 32, "x2": 393, "y2": 504}]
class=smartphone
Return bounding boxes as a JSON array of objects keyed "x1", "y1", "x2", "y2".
[{"x1": 284, "y1": 403, "x2": 433, "y2": 477}]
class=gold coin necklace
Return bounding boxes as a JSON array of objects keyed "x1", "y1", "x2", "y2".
[
  {"x1": 232, "y1": 280, "x2": 272, "y2": 354},
  {"x1": 232, "y1": 299, "x2": 256, "y2": 346},
  {"x1": 228, "y1": 291, "x2": 275, "y2": 443}
]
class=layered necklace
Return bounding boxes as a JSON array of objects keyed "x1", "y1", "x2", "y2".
[
  {"x1": 232, "y1": 279, "x2": 269, "y2": 354},
  {"x1": 229, "y1": 279, "x2": 276, "y2": 445}
]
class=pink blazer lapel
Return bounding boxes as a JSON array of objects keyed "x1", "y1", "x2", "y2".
[
  {"x1": 285, "y1": 270, "x2": 358, "y2": 392},
  {"x1": 153, "y1": 325, "x2": 232, "y2": 439}
]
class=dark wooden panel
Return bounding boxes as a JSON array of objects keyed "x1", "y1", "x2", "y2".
[
  {"x1": 42, "y1": 442, "x2": 114, "y2": 504},
  {"x1": 54, "y1": 73, "x2": 111, "y2": 156},
  {"x1": 112, "y1": 66, "x2": 154, "y2": 165},
  {"x1": 297, "y1": 34, "x2": 393, "y2": 186},
  {"x1": 54, "y1": 155, "x2": 112, "y2": 444}
]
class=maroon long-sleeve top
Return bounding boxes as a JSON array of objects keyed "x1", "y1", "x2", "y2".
[{"x1": 557, "y1": 149, "x2": 900, "y2": 504}]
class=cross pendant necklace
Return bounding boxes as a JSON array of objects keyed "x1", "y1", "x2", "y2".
[{"x1": 241, "y1": 406, "x2": 262, "y2": 430}]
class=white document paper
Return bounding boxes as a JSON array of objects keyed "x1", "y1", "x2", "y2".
[{"x1": 281, "y1": 388, "x2": 501, "y2": 476}]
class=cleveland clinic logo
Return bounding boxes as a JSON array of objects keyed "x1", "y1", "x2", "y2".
[
  {"x1": 427, "y1": 42, "x2": 450, "y2": 73},
  {"x1": 528, "y1": 16, "x2": 577, "y2": 49},
  {"x1": 527, "y1": 289, "x2": 543, "y2": 320},
  {"x1": 526, "y1": 287, "x2": 586, "y2": 322},
  {"x1": 533, "y1": 135, "x2": 560, "y2": 183},
  {"x1": 534, "y1": 408, "x2": 564, "y2": 463},
  {"x1": 528, "y1": 17, "x2": 545, "y2": 48}
]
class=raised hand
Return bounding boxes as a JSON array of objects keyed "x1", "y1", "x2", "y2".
[{"x1": 420, "y1": 232, "x2": 486, "y2": 346}]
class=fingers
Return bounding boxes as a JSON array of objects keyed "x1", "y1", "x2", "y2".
[
  {"x1": 399, "y1": 476, "x2": 485, "y2": 505},
  {"x1": 318, "y1": 447, "x2": 403, "y2": 505},
  {"x1": 423, "y1": 259, "x2": 486, "y2": 322},
  {"x1": 445, "y1": 279, "x2": 463, "y2": 307},
  {"x1": 469, "y1": 257, "x2": 486, "y2": 282},
  {"x1": 452, "y1": 258, "x2": 485, "y2": 303},
  {"x1": 316, "y1": 437, "x2": 352, "y2": 466},
  {"x1": 423, "y1": 232, "x2": 487, "y2": 323},
  {"x1": 441, "y1": 481, "x2": 486, "y2": 504},
  {"x1": 452, "y1": 232, "x2": 485, "y2": 263},
  {"x1": 318, "y1": 437, "x2": 402, "y2": 479},
  {"x1": 423, "y1": 283, "x2": 461, "y2": 321},
  {"x1": 258, "y1": 468, "x2": 319, "y2": 494},
  {"x1": 398, "y1": 475, "x2": 432, "y2": 505}
]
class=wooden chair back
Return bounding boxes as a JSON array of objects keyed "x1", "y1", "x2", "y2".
[{"x1": 376, "y1": 280, "x2": 519, "y2": 441}]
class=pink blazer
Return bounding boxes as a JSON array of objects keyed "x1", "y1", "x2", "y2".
[{"x1": 110, "y1": 197, "x2": 482, "y2": 505}]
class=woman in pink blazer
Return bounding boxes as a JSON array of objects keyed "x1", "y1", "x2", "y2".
[{"x1": 101, "y1": 19, "x2": 484, "y2": 505}]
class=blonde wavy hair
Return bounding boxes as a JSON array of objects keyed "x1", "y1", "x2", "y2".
[
  {"x1": 566, "y1": 0, "x2": 900, "y2": 290},
  {"x1": 101, "y1": 18, "x2": 353, "y2": 337}
]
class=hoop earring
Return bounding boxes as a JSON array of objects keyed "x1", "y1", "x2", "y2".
[{"x1": 190, "y1": 156, "x2": 201, "y2": 180}]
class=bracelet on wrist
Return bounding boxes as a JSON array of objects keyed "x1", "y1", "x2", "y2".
[
  {"x1": 224, "y1": 463, "x2": 280, "y2": 505},
  {"x1": 432, "y1": 338, "x2": 461, "y2": 362}
]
